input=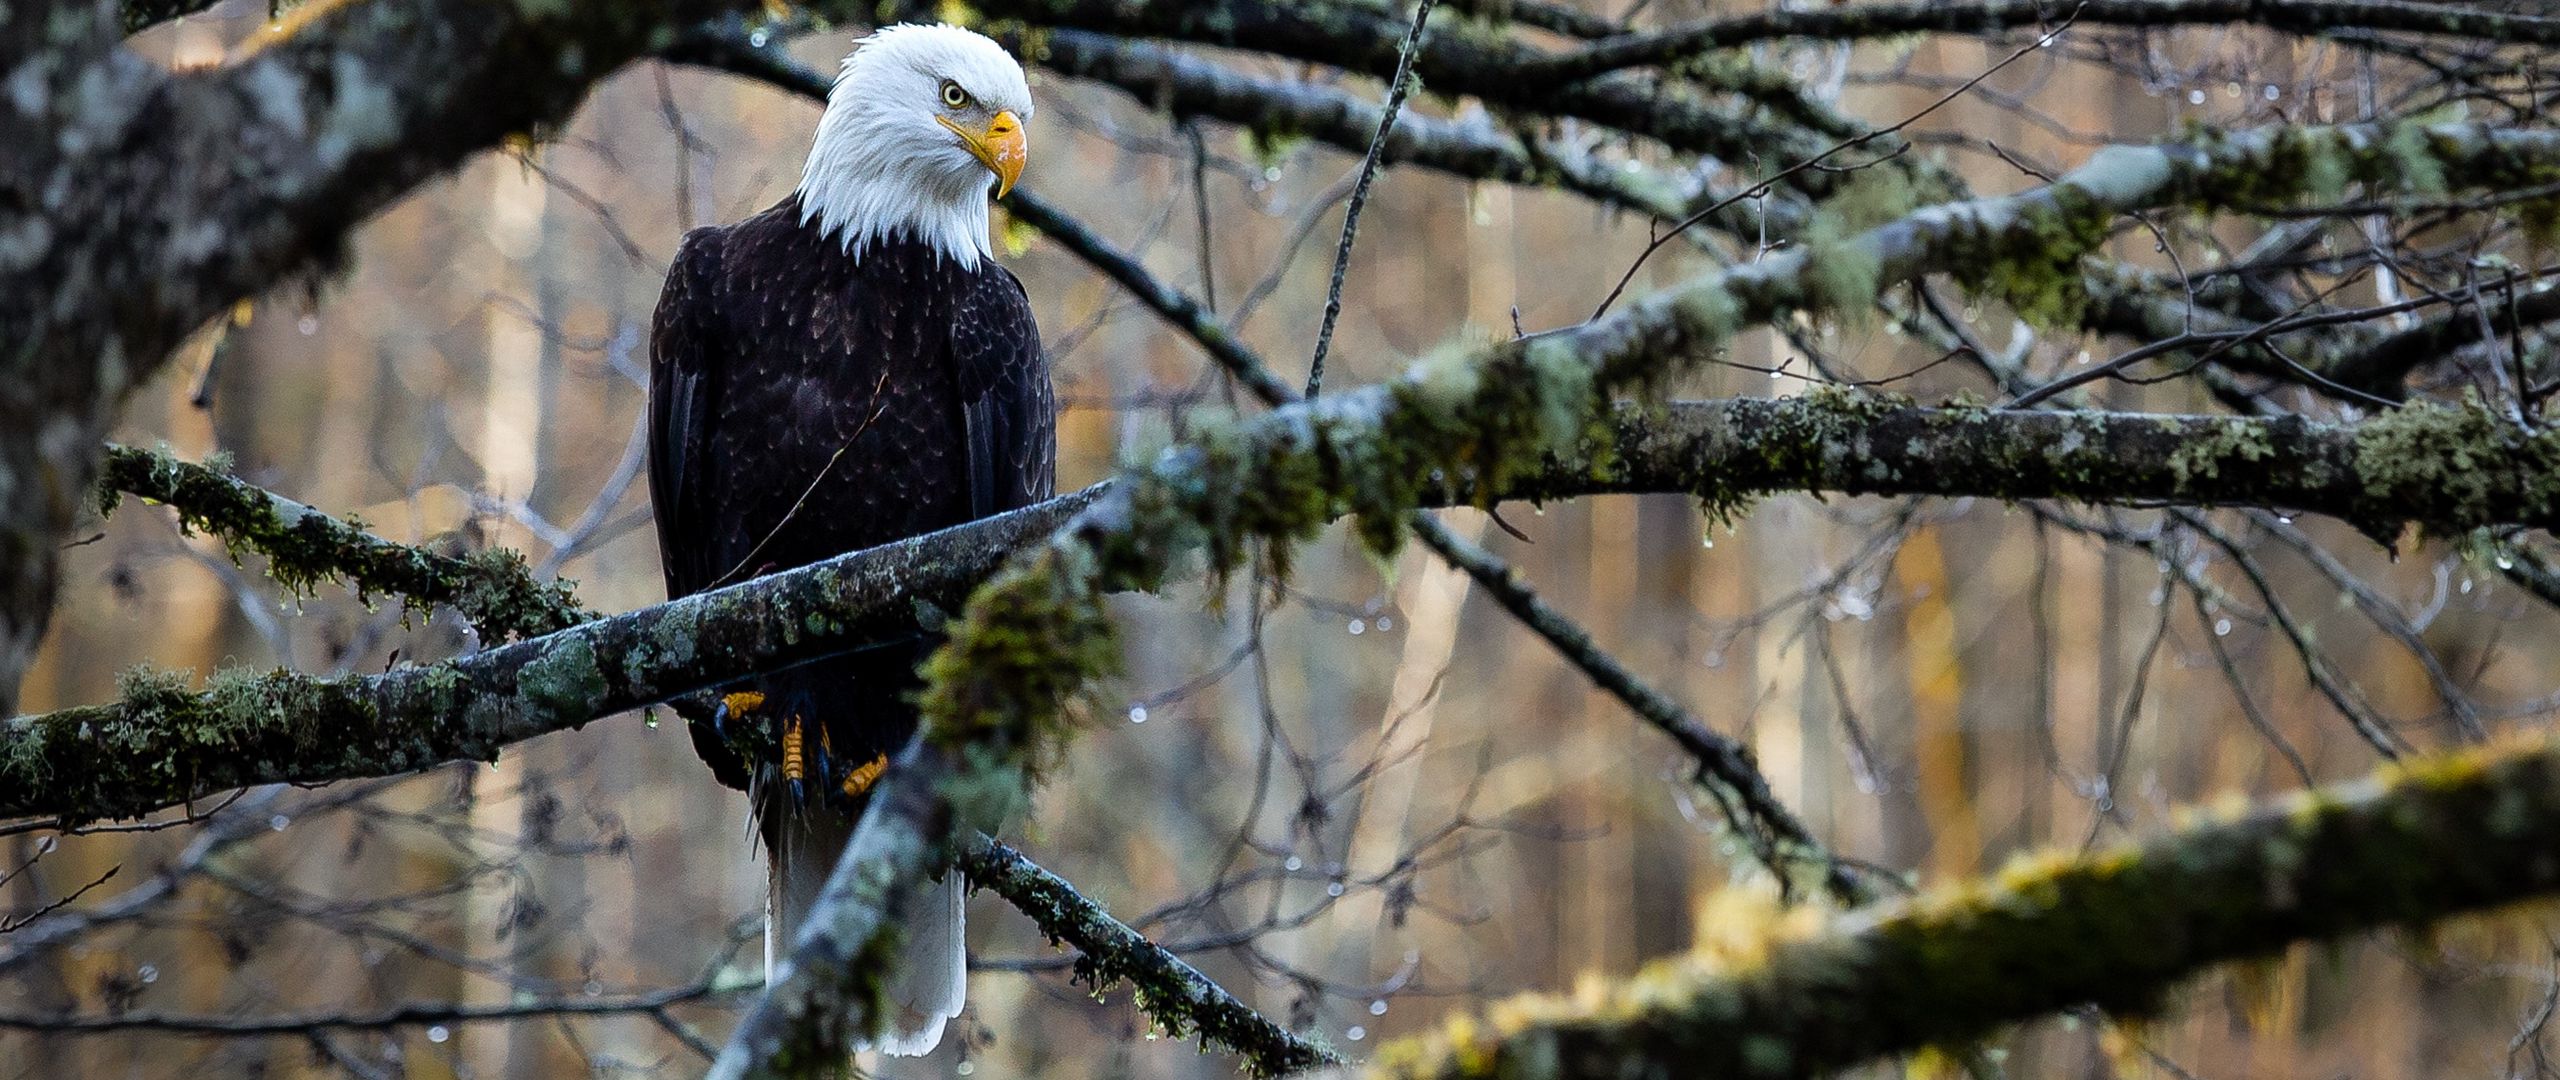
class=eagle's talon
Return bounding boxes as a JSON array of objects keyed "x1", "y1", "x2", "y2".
[
  {"x1": 715, "y1": 690, "x2": 767, "y2": 739},
  {"x1": 841, "y1": 753, "x2": 891, "y2": 800},
  {"x1": 780, "y1": 712, "x2": 808, "y2": 807}
]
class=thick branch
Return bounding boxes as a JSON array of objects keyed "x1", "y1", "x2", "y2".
[
  {"x1": 1366, "y1": 735, "x2": 2560, "y2": 1079},
  {"x1": 97, "y1": 445, "x2": 585, "y2": 642},
  {"x1": 0, "y1": 488, "x2": 1094, "y2": 826}
]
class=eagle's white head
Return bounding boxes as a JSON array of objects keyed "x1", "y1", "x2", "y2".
[{"x1": 796, "y1": 24, "x2": 1034, "y2": 269}]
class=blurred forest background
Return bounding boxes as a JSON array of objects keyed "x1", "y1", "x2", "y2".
[{"x1": 10, "y1": 1, "x2": 2560, "y2": 1077}]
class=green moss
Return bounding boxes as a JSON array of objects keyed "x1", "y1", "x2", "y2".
[
  {"x1": 1802, "y1": 229, "x2": 1885, "y2": 327},
  {"x1": 1943, "y1": 188, "x2": 2114, "y2": 328},
  {"x1": 1668, "y1": 279, "x2": 1744, "y2": 344},
  {"x1": 2192, "y1": 124, "x2": 2334, "y2": 210},
  {"x1": 94, "y1": 445, "x2": 585, "y2": 642},
  {"x1": 2380, "y1": 121, "x2": 2450, "y2": 196},
  {"x1": 2167, "y1": 417, "x2": 2276, "y2": 487},
  {"x1": 939, "y1": 741, "x2": 1032, "y2": 834},
  {"x1": 2351, "y1": 397, "x2": 2560, "y2": 535},
  {"x1": 513, "y1": 635, "x2": 607, "y2": 721},
  {"x1": 1817, "y1": 168, "x2": 1921, "y2": 236},
  {"x1": 917, "y1": 542, "x2": 1118, "y2": 775}
]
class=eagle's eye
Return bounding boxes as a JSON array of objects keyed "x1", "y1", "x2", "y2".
[{"x1": 940, "y1": 80, "x2": 972, "y2": 109}]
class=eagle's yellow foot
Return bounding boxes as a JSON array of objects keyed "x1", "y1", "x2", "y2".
[
  {"x1": 780, "y1": 713, "x2": 807, "y2": 802},
  {"x1": 841, "y1": 753, "x2": 890, "y2": 800},
  {"x1": 712, "y1": 690, "x2": 766, "y2": 740}
]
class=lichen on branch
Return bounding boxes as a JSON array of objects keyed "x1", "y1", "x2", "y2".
[
  {"x1": 959, "y1": 837, "x2": 1344, "y2": 1076},
  {"x1": 96, "y1": 444, "x2": 586, "y2": 642}
]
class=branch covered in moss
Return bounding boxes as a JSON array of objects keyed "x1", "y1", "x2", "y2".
[
  {"x1": 960, "y1": 837, "x2": 1344, "y2": 1075},
  {"x1": 96, "y1": 444, "x2": 586, "y2": 642},
  {"x1": 1573, "y1": 394, "x2": 2560, "y2": 541},
  {"x1": 1362, "y1": 734, "x2": 2560, "y2": 1079},
  {"x1": 0, "y1": 488, "x2": 1096, "y2": 826},
  {"x1": 22, "y1": 387, "x2": 2560, "y2": 826}
]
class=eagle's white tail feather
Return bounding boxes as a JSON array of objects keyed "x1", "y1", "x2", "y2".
[
  {"x1": 765, "y1": 809, "x2": 967, "y2": 1058},
  {"x1": 872, "y1": 873, "x2": 967, "y2": 1056}
]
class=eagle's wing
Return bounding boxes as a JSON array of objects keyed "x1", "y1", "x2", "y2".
[
  {"x1": 952, "y1": 263, "x2": 1055, "y2": 517},
  {"x1": 648, "y1": 227, "x2": 727, "y2": 600}
]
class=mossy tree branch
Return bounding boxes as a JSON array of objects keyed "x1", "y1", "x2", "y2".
[
  {"x1": 0, "y1": 483, "x2": 1097, "y2": 827},
  {"x1": 1362, "y1": 734, "x2": 2560, "y2": 1079},
  {"x1": 35, "y1": 396, "x2": 2560, "y2": 825},
  {"x1": 958, "y1": 836, "x2": 1346, "y2": 1075},
  {"x1": 96, "y1": 444, "x2": 586, "y2": 643}
]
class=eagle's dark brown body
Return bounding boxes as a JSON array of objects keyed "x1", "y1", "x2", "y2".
[{"x1": 648, "y1": 194, "x2": 1053, "y2": 804}]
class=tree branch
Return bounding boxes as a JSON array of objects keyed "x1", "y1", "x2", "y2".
[
  {"x1": 36, "y1": 393, "x2": 2560, "y2": 827},
  {"x1": 0, "y1": 982, "x2": 737, "y2": 1037},
  {"x1": 1363, "y1": 734, "x2": 2560, "y2": 1079},
  {"x1": 1518, "y1": 0, "x2": 2560, "y2": 87},
  {"x1": 959, "y1": 836, "x2": 1344, "y2": 1075},
  {"x1": 96, "y1": 445, "x2": 585, "y2": 642},
  {"x1": 1404, "y1": 513, "x2": 1873, "y2": 904}
]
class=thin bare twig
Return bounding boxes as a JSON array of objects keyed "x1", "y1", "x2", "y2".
[{"x1": 1305, "y1": 0, "x2": 1437, "y2": 400}]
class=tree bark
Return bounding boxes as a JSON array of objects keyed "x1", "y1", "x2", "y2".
[{"x1": 0, "y1": 0, "x2": 825, "y2": 714}]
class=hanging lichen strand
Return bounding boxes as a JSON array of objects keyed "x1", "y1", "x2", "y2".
[{"x1": 94, "y1": 444, "x2": 587, "y2": 642}]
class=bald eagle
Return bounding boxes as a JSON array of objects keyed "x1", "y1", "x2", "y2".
[{"x1": 647, "y1": 24, "x2": 1050, "y2": 1056}]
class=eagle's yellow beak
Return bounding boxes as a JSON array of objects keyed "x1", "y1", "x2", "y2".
[{"x1": 941, "y1": 110, "x2": 1027, "y2": 199}]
